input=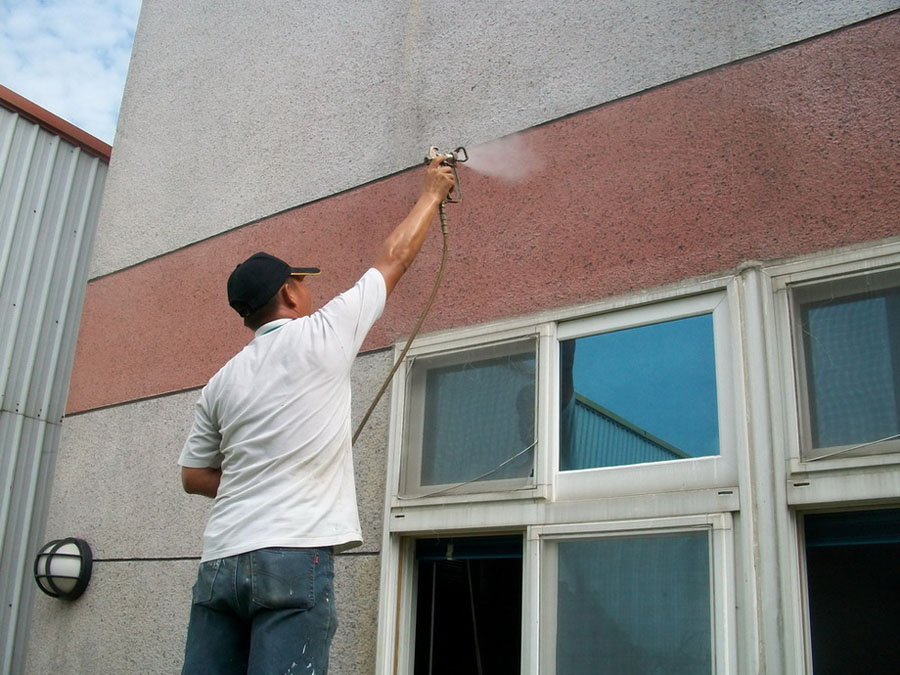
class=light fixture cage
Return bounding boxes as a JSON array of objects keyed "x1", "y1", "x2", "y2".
[{"x1": 33, "y1": 537, "x2": 93, "y2": 600}]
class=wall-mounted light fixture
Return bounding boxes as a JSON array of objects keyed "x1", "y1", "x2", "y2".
[{"x1": 33, "y1": 538, "x2": 93, "y2": 600}]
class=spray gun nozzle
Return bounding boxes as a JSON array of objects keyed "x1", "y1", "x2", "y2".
[{"x1": 425, "y1": 146, "x2": 467, "y2": 165}]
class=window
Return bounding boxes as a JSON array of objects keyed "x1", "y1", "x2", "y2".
[
  {"x1": 555, "y1": 291, "x2": 737, "y2": 499},
  {"x1": 380, "y1": 286, "x2": 739, "y2": 675},
  {"x1": 791, "y1": 268, "x2": 900, "y2": 460},
  {"x1": 560, "y1": 313, "x2": 719, "y2": 470},
  {"x1": 412, "y1": 536, "x2": 523, "y2": 675},
  {"x1": 533, "y1": 516, "x2": 735, "y2": 675},
  {"x1": 803, "y1": 509, "x2": 900, "y2": 673},
  {"x1": 397, "y1": 333, "x2": 546, "y2": 500}
]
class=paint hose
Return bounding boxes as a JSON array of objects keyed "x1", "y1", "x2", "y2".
[{"x1": 351, "y1": 200, "x2": 451, "y2": 445}]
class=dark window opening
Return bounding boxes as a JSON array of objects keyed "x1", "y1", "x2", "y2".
[
  {"x1": 805, "y1": 509, "x2": 900, "y2": 674},
  {"x1": 413, "y1": 536, "x2": 523, "y2": 675}
]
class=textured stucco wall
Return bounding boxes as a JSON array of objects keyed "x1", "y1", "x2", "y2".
[
  {"x1": 93, "y1": 0, "x2": 896, "y2": 278},
  {"x1": 25, "y1": 557, "x2": 382, "y2": 674},
  {"x1": 70, "y1": 13, "x2": 900, "y2": 413}
]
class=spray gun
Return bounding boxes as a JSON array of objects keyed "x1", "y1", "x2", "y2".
[{"x1": 425, "y1": 146, "x2": 468, "y2": 203}]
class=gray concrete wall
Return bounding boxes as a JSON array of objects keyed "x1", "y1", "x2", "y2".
[
  {"x1": 93, "y1": 0, "x2": 895, "y2": 278},
  {"x1": 26, "y1": 557, "x2": 381, "y2": 674}
]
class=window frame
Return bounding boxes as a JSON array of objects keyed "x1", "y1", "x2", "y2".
[
  {"x1": 387, "y1": 322, "x2": 555, "y2": 509},
  {"x1": 399, "y1": 336, "x2": 541, "y2": 499},
  {"x1": 554, "y1": 289, "x2": 739, "y2": 501},
  {"x1": 525, "y1": 514, "x2": 737, "y2": 675},
  {"x1": 767, "y1": 244, "x2": 900, "y2": 506},
  {"x1": 789, "y1": 267, "x2": 900, "y2": 461},
  {"x1": 378, "y1": 278, "x2": 743, "y2": 675}
]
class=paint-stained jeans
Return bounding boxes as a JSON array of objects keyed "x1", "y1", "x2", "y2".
[{"x1": 182, "y1": 547, "x2": 337, "y2": 675}]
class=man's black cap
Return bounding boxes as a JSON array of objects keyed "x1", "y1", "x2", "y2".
[{"x1": 226, "y1": 252, "x2": 320, "y2": 317}]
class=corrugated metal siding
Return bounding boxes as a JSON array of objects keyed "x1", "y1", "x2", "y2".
[
  {"x1": 565, "y1": 394, "x2": 687, "y2": 469},
  {"x1": 0, "y1": 106, "x2": 106, "y2": 674}
]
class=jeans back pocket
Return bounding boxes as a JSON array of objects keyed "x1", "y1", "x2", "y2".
[
  {"x1": 192, "y1": 559, "x2": 221, "y2": 607},
  {"x1": 250, "y1": 548, "x2": 319, "y2": 611}
]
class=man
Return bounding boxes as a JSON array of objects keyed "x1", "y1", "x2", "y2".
[{"x1": 178, "y1": 157, "x2": 455, "y2": 674}]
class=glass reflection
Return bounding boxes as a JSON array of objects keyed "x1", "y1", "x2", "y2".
[{"x1": 560, "y1": 313, "x2": 718, "y2": 470}]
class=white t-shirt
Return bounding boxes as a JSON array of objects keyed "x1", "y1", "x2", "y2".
[{"x1": 179, "y1": 268, "x2": 386, "y2": 562}]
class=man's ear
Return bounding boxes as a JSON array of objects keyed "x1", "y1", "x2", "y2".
[{"x1": 279, "y1": 282, "x2": 295, "y2": 309}]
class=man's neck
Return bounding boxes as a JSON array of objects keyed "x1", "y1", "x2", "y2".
[{"x1": 254, "y1": 318, "x2": 294, "y2": 338}]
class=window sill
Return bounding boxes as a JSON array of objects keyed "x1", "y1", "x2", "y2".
[{"x1": 387, "y1": 486, "x2": 740, "y2": 534}]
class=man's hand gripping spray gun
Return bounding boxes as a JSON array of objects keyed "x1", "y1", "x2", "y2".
[
  {"x1": 425, "y1": 146, "x2": 468, "y2": 204},
  {"x1": 351, "y1": 146, "x2": 467, "y2": 445},
  {"x1": 425, "y1": 146, "x2": 468, "y2": 236}
]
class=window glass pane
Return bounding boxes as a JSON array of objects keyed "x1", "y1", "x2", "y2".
[
  {"x1": 418, "y1": 345, "x2": 535, "y2": 487},
  {"x1": 555, "y1": 532, "x2": 711, "y2": 674},
  {"x1": 560, "y1": 314, "x2": 719, "y2": 470},
  {"x1": 801, "y1": 286, "x2": 900, "y2": 450}
]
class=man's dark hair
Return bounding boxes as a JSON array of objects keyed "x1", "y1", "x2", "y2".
[{"x1": 242, "y1": 290, "x2": 282, "y2": 330}]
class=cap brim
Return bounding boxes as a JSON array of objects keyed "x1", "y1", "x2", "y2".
[{"x1": 289, "y1": 267, "x2": 320, "y2": 276}]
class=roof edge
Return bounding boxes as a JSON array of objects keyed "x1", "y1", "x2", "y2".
[{"x1": 0, "y1": 84, "x2": 112, "y2": 162}]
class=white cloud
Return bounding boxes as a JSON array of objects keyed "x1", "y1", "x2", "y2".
[{"x1": 0, "y1": 0, "x2": 142, "y2": 144}]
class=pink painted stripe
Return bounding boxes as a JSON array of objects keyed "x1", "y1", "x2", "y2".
[{"x1": 67, "y1": 15, "x2": 900, "y2": 414}]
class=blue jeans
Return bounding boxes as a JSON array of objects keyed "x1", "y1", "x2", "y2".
[{"x1": 182, "y1": 547, "x2": 337, "y2": 675}]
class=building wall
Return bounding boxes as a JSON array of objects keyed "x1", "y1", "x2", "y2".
[
  {"x1": 91, "y1": 0, "x2": 897, "y2": 279},
  {"x1": 26, "y1": 2, "x2": 899, "y2": 674},
  {"x1": 27, "y1": 351, "x2": 392, "y2": 673}
]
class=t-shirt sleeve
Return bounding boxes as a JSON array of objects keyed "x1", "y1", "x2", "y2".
[
  {"x1": 315, "y1": 268, "x2": 387, "y2": 362},
  {"x1": 178, "y1": 389, "x2": 224, "y2": 469}
]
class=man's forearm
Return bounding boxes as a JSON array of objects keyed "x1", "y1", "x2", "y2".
[
  {"x1": 374, "y1": 158, "x2": 454, "y2": 294},
  {"x1": 181, "y1": 467, "x2": 221, "y2": 498},
  {"x1": 377, "y1": 193, "x2": 443, "y2": 283}
]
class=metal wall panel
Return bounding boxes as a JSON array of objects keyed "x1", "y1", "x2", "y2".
[
  {"x1": 0, "y1": 106, "x2": 106, "y2": 674},
  {"x1": 568, "y1": 395, "x2": 687, "y2": 468}
]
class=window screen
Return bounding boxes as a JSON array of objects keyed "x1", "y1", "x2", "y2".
[
  {"x1": 402, "y1": 338, "x2": 537, "y2": 495},
  {"x1": 551, "y1": 531, "x2": 712, "y2": 674},
  {"x1": 798, "y1": 282, "x2": 900, "y2": 454}
]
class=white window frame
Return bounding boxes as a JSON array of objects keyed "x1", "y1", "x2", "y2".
[
  {"x1": 789, "y1": 267, "x2": 900, "y2": 461},
  {"x1": 400, "y1": 336, "x2": 541, "y2": 498},
  {"x1": 767, "y1": 242, "x2": 900, "y2": 506},
  {"x1": 554, "y1": 289, "x2": 739, "y2": 501},
  {"x1": 377, "y1": 277, "x2": 743, "y2": 675},
  {"x1": 387, "y1": 322, "x2": 555, "y2": 509},
  {"x1": 525, "y1": 514, "x2": 736, "y2": 675}
]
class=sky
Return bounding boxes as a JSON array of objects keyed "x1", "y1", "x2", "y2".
[{"x1": 0, "y1": 0, "x2": 142, "y2": 145}]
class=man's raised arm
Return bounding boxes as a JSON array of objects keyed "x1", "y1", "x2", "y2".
[{"x1": 374, "y1": 156, "x2": 455, "y2": 296}]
